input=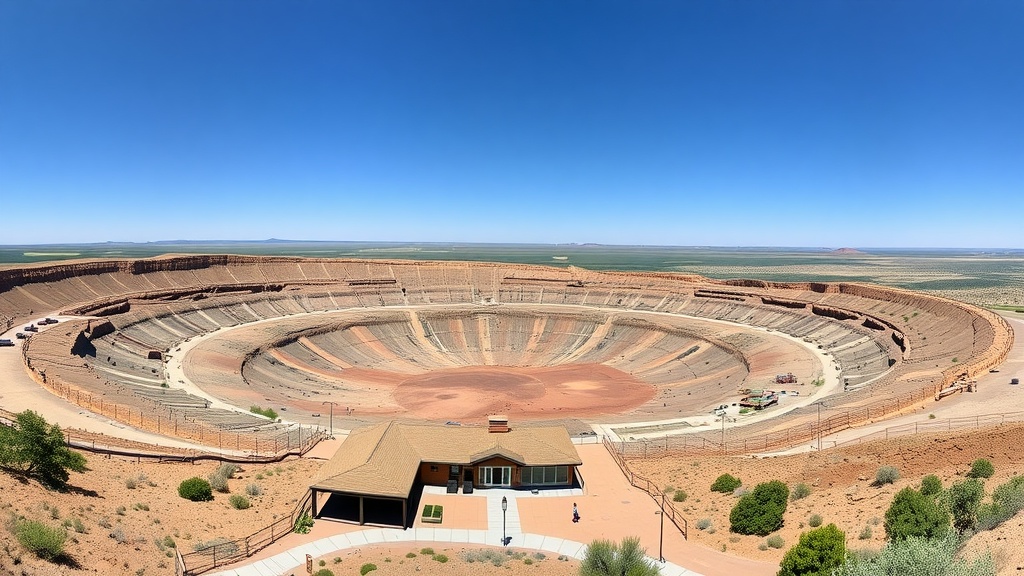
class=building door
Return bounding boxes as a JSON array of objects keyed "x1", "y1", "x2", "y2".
[{"x1": 479, "y1": 466, "x2": 511, "y2": 487}]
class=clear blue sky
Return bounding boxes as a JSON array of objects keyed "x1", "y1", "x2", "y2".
[{"x1": 1, "y1": 1, "x2": 1022, "y2": 248}]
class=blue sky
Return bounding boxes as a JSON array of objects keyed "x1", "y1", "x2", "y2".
[{"x1": 1, "y1": 1, "x2": 1022, "y2": 248}]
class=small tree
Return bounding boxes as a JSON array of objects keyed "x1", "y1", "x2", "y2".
[
  {"x1": 884, "y1": 487, "x2": 949, "y2": 541},
  {"x1": 966, "y1": 459, "x2": 994, "y2": 479},
  {"x1": 580, "y1": 536, "x2": 659, "y2": 576},
  {"x1": 0, "y1": 410, "x2": 87, "y2": 490},
  {"x1": 944, "y1": 479, "x2": 984, "y2": 535},
  {"x1": 777, "y1": 523, "x2": 846, "y2": 576},
  {"x1": 730, "y1": 480, "x2": 789, "y2": 536}
]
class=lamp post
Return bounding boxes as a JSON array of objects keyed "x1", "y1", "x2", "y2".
[
  {"x1": 322, "y1": 401, "x2": 337, "y2": 438},
  {"x1": 655, "y1": 510, "x2": 665, "y2": 562},
  {"x1": 501, "y1": 496, "x2": 508, "y2": 546},
  {"x1": 815, "y1": 402, "x2": 825, "y2": 451}
]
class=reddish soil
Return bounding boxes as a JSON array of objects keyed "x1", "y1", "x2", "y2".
[{"x1": 393, "y1": 363, "x2": 655, "y2": 420}]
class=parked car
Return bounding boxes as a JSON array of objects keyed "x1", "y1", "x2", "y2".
[
  {"x1": 15, "y1": 332, "x2": 26, "y2": 339},
  {"x1": 1012, "y1": 378, "x2": 1020, "y2": 386}
]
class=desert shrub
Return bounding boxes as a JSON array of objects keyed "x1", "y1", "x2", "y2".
[
  {"x1": 875, "y1": 466, "x2": 900, "y2": 486},
  {"x1": 405, "y1": 552, "x2": 416, "y2": 558},
  {"x1": 976, "y1": 475, "x2": 1024, "y2": 530},
  {"x1": 125, "y1": 477, "x2": 137, "y2": 489},
  {"x1": 245, "y1": 483, "x2": 263, "y2": 497},
  {"x1": 109, "y1": 526, "x2": 127, "y2": 544},
  {"x1": 696, "y1": 518, "x2": 712, "y2": 530},
  {"x1": 580, "y1": 537, "x2": 659, "y2": 576},
  {"x1": 461, "y1": 549, "x2": 506, "y2": 566},
  {"x1": 178, "y1": 477, "x2": 214, "y2": 501},
  {"x1": 313, "y1": 570, "x2": 334, "y2": 576},
  {"x1": 808, "y1": 514, "x2": 823, "y2": 528},
  {"x1": 72, "y1": 517, "x2": 87, "y2": 534},
  {"x1": 13, "y1": 519, "x2": 67, "y2": 561},
  {"x1": 115, "y1": 505, "x2": 126, "y2": 516},
  {"x1": 360, "y1": 563, "x2": 377, "y2": 575},
  {"x1": 293, "y1": 511, "x2": 314, "y2": 534},
  {"x1": 920, "y1": 475, "x2": 942, "y2": 496},
  {"x1": 433, "y1": 554, "x2": 448, "y2": 563},
  {"x1": 967, "y1": 459, "x2": 994, "y2": 479},
  {"x1": 524, "y1": 558, "x2": 533, "y2": 565},
  {"x1": 250, "y1": 405, "x2": 278, "y2": 420},
  {"x1": 673, "y1": 489, "x2": 687, "y2": 502},
  {"x1": 859, "y1": 525, "x2": 872, "y2": 540},
  {"x1": 767, "y1": 535, "x2": 785, "y2": 549},
  {"x1": 162, "y1": 535, "x2": 176, "y2": 549},
  {"x1": 711, "y1": 473, "x2": 742, "y2": 493},
  {"x1": 834, "y1": 532, "x2": 994, "y2": 576},
  {"x1": 208, "y1": 473, "x2": 230, "y2": 494},
  {"x1": 778, "y1": 523, "x2": 846, "y2": 576},
  {"x1": 791, "y1": 483, "x2": 812, "y2": 501},
  {"x1": 730, "y1": 480, "x2": 789, "y2": 536},
  {"x1": 420, "y1": 547, "x2": 434, "y2": 555},
  {"x1": 98, "y1": 516, "x2": 112, "y2": 528},
  {"x1": 534, "y1": 552, "x2": 546, "y2": 560},
  {"x1": 229, "y1": 495, "x2": 251, "y2": 510},
  {"x1": 943, "y1": 479, "x2": 984, "y2": 534},
  {"x1": 884, "y1": 487, "x2": 949, "y2": 541},
  {"x1": 216, "y1": 463, "x2": 239, "y2": 479}
]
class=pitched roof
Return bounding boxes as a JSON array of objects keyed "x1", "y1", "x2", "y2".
[{"x1": 311, "y1": 422, "x2": 582, "y2": 499}]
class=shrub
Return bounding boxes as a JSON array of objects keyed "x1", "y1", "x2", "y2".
[
  {"x1": 712, "y1": 474, "x2": 742, "y2": 493},
  {"x1": 229, "y1": 495, "x2": 251, "y2": 510},
  {"x1": 13, "y1": 519, "x2": 67, "y2": 561},
  {"x1": 696, "y1": 518, "x2": 712, "y2": 530},
  {"x1": 420, "y1": 547, "x2": 435, "y2": 555},
  {"x1": 250, "y1": 405, "x2": 278, "y2": 420},
  {"x1": 808, "y1": 514, "x2": 823, "y2": 528},
  {"x1": 293, "y1": 511, "x2": 314, "y2": 534},
  {"x1": 875, "y1": 466, "x2": 900, "y2": 486},
  {"x1": 178, "y1": 477, "x2": 214, "y2": 502},
  {"x1": 580, "y1": 537, "x2": 658, "y2": 576},
  {"x1": 125, "y1": 477, "x2": 137, "y2": 489},
  {"x1": 313, "y1": 570, "x2": 334, "y2": 576},
  {"x1": 133, "y1": 502, "x2": 150, "y2": 511},
  {"x1": 730, "y1": 480, "x2": 789, "y2": 536},
  {"x1": 208, "y1": 473, "x2": 230, "y2": 494},
  {"x1": 859, "y1": 525, "x2": 872, "y2": 540},
  {"x1": 778, "y1": 523, "x2": 846, "y2": 576},
  {"x1": 72, "y1": 517, "x2": 87, "y2": 534},
  {"x1": 977, "y1": 475, "x2": 1024, "y2": 530},
  {"x1": 109, "y1": 526, "x2": 127, "y2": 544},
  {"x1": 967, "y1": 458, "x2": 994, "y2": 479},
  {"x1": 791, "y1": 483, "x2": 812, "y2": 501},
  {"x1": 433, "y1": 554, "x2": 448, "y2": 563},
  {"x1": 673, "y1": 489, "x2": 687, "y2": 502},
  {"x1": 834, "y1": 532, "x2": 994, "y2": 576},
  {"x1": 115, "y1": 505, "x2": 126, "y2": 516},
  {"x1": 920, "y1": 475, "x2": 942, "y2": 496},
  {"x1": 944, "y1": 479, "x2": 984, "y2": 534},
  {"x1": 360, "y1": 563, "x2": 377, "y2": 575},
  {"x1": 767, "y1": 535, "x2": 785, "y2": 549},
  {"x1": 405, "y1": 552, "x2": 416, "y2": 558},
  {"x1": 245, "y1": 483, "x2": 263, "y2": 497},
  {"x1": 884, "y1": 487, "x2": 950, "y2": 541},
  {"x1": 217, "y1": 463, "x2": 240, "y2": 479}
]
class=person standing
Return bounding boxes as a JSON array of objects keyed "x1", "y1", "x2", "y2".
[{"x1": 572, "y1": 502, "x2": 580, "y2": 523}]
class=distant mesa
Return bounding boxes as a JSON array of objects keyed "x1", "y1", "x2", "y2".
[{"x1": 831, "y1": 247, "x2": 864, "y2": 255}]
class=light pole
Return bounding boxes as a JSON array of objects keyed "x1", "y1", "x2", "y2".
[
  {"x1": 501, "y1": 496, "x2": 508, "y2": 546},
  {"x1": 322, "y1": 401, "x2": 337, "y2": 438},
  {"x1": 815, "y1": 402, "x2": 824, "y2": 451},
  {"x1": 721, "y1": 410, "x2": 726, "y2": 454},
  {"x1": 655, "y1": 510, "x2": 665, "y2": 562}
]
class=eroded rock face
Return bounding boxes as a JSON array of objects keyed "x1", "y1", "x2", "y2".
[{"x1": 1, "y1": 256, "x2": 1013, "y2": 443}]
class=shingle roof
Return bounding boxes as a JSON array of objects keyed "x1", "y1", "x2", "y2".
[{"x1": 311, "y1": 422, "x2": 582, "y2": 499}]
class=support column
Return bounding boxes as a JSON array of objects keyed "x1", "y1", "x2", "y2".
[
  {"x1": 359, "y1": 496, "x2": 364, "y2": 525},
  {"x1": 311, "y1": 490, "x2": 318, "y2": 518},
  {"x1": 402, "y1": 498, "x2": 407, "y2": 529}
]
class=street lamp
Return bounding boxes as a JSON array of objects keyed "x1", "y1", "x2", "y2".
[
  {"x1": 322, "y1": 401, "x2": 337, "y2": 438},
  {"x1": 501, "y1": 496, "x2": 508, "y2": 546},
  {"x1": 655, "y1": 510, "x2": 665, "y2": 562}
]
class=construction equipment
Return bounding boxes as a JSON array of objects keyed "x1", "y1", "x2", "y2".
[
  {"x1": 775, "y1": 373, "x2": 797, "y2": 384},
  {"x1": 740, "y1": 389, "x2": 779, "y2": 410}
]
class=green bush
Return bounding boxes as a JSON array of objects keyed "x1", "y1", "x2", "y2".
[
  {"x1": 405, "y1": 552, "x2": 416, "y2": 558},
  {"x1": 729, "y1": 480, "x2": 789, "y2": 535},
  {"x1": 920, "y1": 475, "x2": 942, "y2": 496},
  {"x1": 778, "y1": 523, "x2": 846, "y2": 576},
  {"x1": 944, "y1": 479, "x2": 984, "y2": 534},
  {"x1": 580, "y1": 537, "x2": 658, "y2": 576},
  {"x1": 884, "y1": 487, "x2": 949, "y2": 541},
  {"x1": 0, "y1": 410, "x2": 87, "y2": 490},
  {"x1": 673, "y1": 489, "x2": 687, "y2": 502},
  {"x1": 875, "y1": 466, "x2": 900, "y2": 486},
  {"x1": 313, "y1": 570, "x2": 334, "y2": 576},
  {"x1": 977, "y1": 475, "x2": 1024, "y2": 530},
  {"x1": 13, "y1": 519, "x2": 67, "y2": 561},
  {"x1": 767, "y1": 535, "x2": 785, "y2": 549},
  {"x1": 293, "y1": 511, "x2": 314, "y2": 534},
  {"x1": 791, "y1": 483, "x2": 812, "y2": 501},
  {"x1": 249, "y1": 405, "x2": 279, "y2": 420},
  {"x1": 808, "y1": 514, "x2": 823, "y2": 528},
  {"x1": 208, "y1": 473, "x2": 230, "y2": 493},
  {"x1": 420, "y1": 547, "x2": 435, "y2": 555},
  {"x1": 711, "y1": 473, "x2": 742, "y2": 493},
  {"x1": 696, "y1": 518, "x2": 712, "y2": 530},
  {"x1": 178, "y1": 477, "x2": 214, "y2": 502},
  {"x1": 967, "y1": 459, "x2": 994, "y2": 479},
  {"x1": 229, "y1": 495, "x2": 251, "y2": 510},
  {"x1": 433, "y1": 554, "x2": 448, "y2": 563},
  {"x1": 360, "y1": 563, "x2": 378, "y2": 575},
  {"x1": 834, "y1": 533, "x2": 994, "y2": 576}
]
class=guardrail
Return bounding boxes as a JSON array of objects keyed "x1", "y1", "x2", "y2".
[{"x1": 603, "y1": 437, "x2": 687, "y2": 540}]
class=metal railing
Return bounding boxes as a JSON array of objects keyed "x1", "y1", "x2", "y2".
[{"x1": 603, "y1": 437, "x2": 687, "y2": 540}]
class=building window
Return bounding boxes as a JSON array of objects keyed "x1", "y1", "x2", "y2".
[
  {"x1": 479, "y1": 466, "x2": 512, "y2": 487},
  {"x1": 521, "y1": 466, "x2": 570, "y2": 486},
  {"x1": 430, "y1": 465, "x2": 438, "y2": 472}
]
